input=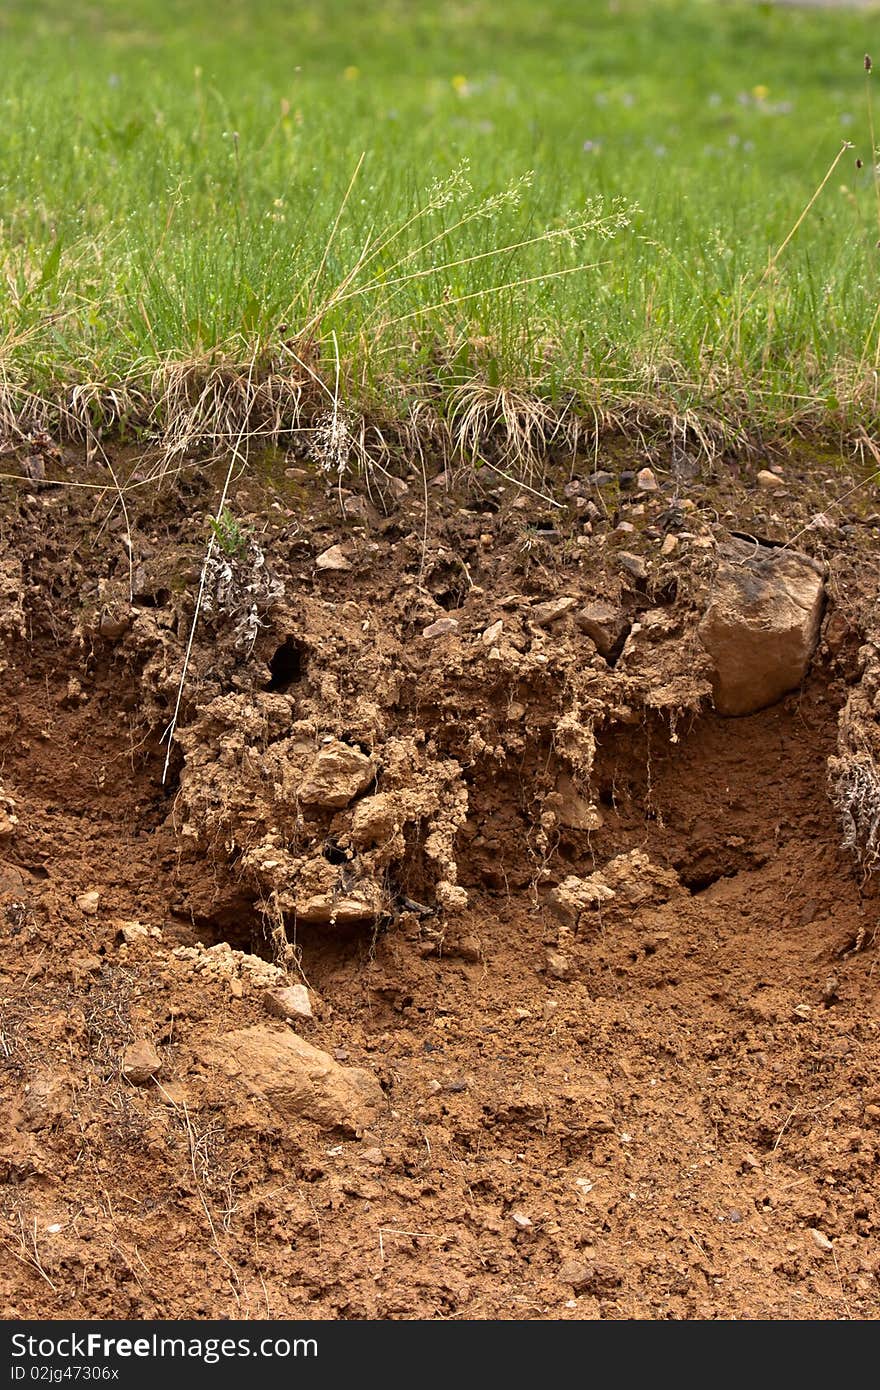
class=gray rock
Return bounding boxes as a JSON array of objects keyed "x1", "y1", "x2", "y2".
[
  {"x1": 576, "y1": 601, "x2": 628, "y2": 658},
  {"x1": 697, "y1": 541, "x2": 825, "y2": 716},
  {"x1": 617, "y1": 551, "x2": 648, "y2": 582}
]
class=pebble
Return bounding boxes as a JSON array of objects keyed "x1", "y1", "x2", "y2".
[
  {"x1": 617, "y1": 552, "x2": 648, "y2": 582},
  {"x1": 809, "y1": 1228, "x2": 833, "y2": 1253},
  {"x1": 482, "y1": 619, "x2": 504, "y2": 644},
  {"x1": 422, "y1": 617, "x2": 459, "y2": 639},
  {"x1": 264, "y1": 984, "x2": 314, "y2": 1022},
  {"x1": 557, "y1": 1259, "x2": 592, "y2": 1291},
  {"x1": 456, "y1": 935, "x2": 483, "y2": 964},
  {"x1": 660, "y1": 534, "x2": 678, "y2": 556},
  {"x1": 545, "y1": 950, "x2": 573, "y2": 981},
  {"x1": 530, "y1": 596, "x2": 576, "y2": 627},
  {"x1": 156, "y1": 1081, "x2": 189, "y2": 1107},
  {"x1": 637, "y1": 467, "x2": 658, "y2": 491},
  {"x1": 757, "y1": 469, "x2": 785, "y2": 490},
  {"x1": 315, "y1": 544, "x2": 352, "y2": 571},
  {"x1": 122, "y1": 1039, "x2": 162, "y2": 1086},
  {"x1": 76, "y1": 890, "x2": 101, "y2": 916},
  {"x1": 511, "y1": 1212, "x2": 533, "y2": 1229}
]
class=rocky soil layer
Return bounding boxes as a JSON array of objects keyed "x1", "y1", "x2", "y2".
[{"x1": 2, "y1": 436, "x2": 880, "y2": 1320}]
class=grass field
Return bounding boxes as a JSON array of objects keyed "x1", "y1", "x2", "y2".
[{"x1": 2, "y1": 0, "x2": 880, "y2": 459}]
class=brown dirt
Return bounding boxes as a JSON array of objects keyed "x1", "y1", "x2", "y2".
[{"x1": 2, "y1": 436, "x2": 880, "y2": 1321}]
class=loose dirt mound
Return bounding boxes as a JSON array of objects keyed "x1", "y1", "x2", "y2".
[{"x1": 2, "y1": 440, "x2": 880, "y2": 1320}]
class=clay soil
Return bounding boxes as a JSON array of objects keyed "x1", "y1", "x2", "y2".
[{"x1": 3, "y1": 434, "x2": 880, "y2": 1322}]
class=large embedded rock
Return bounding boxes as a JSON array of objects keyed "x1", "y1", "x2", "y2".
[
  {"x1": 698, "y1": 542, "x2": 825, "y2": 716},
  {"x1": 195, "y1": 1026, "x2": 385, "y2": 1134},
  {"x1": 576, "y1": 601, "x2": 629, "y2": 659},
  {"x1": 298, "y1": 739, "x2": 375, "y2": 809}
]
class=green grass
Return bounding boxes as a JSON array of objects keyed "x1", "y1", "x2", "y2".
[{"x1": 2, "y1": 0, "x2": 880, "y2": 458}]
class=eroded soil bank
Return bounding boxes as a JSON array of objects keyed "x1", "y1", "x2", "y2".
[{"x1": 2, "y1": 436, "x2": 880, "y2": 1320}]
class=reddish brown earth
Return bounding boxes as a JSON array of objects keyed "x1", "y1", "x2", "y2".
[{"x1": 2, "y1": 435, "x2": 880, "y2": 1321}]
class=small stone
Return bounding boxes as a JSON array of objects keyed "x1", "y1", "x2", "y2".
[
  {"x1": 577, "y1": 602, "x2": 628, "y2": 659},
  {"x1": 588, "y1": 471, "x2": 615, "y2": 487},
  {"x1": 119, "y1": 921, "x2": 149, "y2": 944},
  {"x1": 543, "y1": 999, "x2": 558, "y2": 1021},
  {"x1": 618, "y1": 470, "x2": 636, "y2": 490},
  {"x1": 822, "y1": 975, "x2": 839, "y2": 1004},
  {"x1": 757, "y1": 469, "x2": 785, "y2": 490},
  {"x1": 514, "y1": 1007, "x2": 532, "y2": 1020},
  {"x1": 636, "y1": 467, "x2": 658, "y2": 492},
  {"x1": 422, "y1": 617, "x2": 459, "y2": 639},
  {"x1": 482, "y1": 619, "x2": 504, "y2": 644},
  {"x1": 809, "y1": 1228, "x2": 833, "y2": 1253},
  {"x1": 264, "y1": 984, "x2": 314, "y2": 1022},
  {"x1": 791, "y1": 1003, "x2": 812, "y2": 1022},
  {"x1": 99, "y1": 612, "x2": 131, "y2": 641},
  {"x1": 557, "y1": 1259, "x2": 592, "y2": 1291},
  {"x1": 660, "y1": 534, "x2": 678, "y2": 556},
  {"x1": 617, "y1": 552, "x2": 648, "y2": 582},
  {"x1": 122, "y1": 1039, "x2": 162, "y2": 1086},
  {"x1": 615, "y1": 521, "x2": 635, "y2": 534},
  {"x1": 545, "y1": 950, "x2": 573, "y2": 981},
  {"x1": 455, "y1": 935, "x2": 483, "y2": 964},
  {"x1": 229, "y1": 978, "x2": 244, "y2": 999},
  {"x1": 155, "y1": 1081, "x2": 189, "y2": 1107},
  {"x1": 76, "y1": 891, "x2": 101, "y2": 916},
  {"x1": 361, "y1": 1146, "x2": 385, "y2": 1166},
  {"x1": 315, "y1": 544, "x2": 352, "y2": 571},
  {"x1": 511, "y1": 1211, "x2": 533, "y2": 1229},
  {"x1": 530, "y1": 596, "x2": 576, "y2": 627}
]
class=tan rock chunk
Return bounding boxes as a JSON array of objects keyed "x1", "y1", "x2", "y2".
[
  {"x1": 195, "y1": 1026, "x2": 385, "y2": 1135},
  {"x1": 122, "y1": 1039, "x2": 162, "y2": 1086},
  {"x1": 315, "y1": 544, "x2": 352, "y2": 571},
  {"x1": 530, "y1": 596, "x2": 576, "y2": 627},
  {"x1": 298, "y1": 739, "x2": 375, "y2": 809},
  {"x1": 697, "y1": 542, "x2": 825, "y2": 716},
  {"x1": 264, "y1": 984, "x2": 314, "y2": 1022}
]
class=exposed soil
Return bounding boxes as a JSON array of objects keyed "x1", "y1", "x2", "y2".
[{"x1": 3, "y1": 434, "x2": 880, "y2": 1321}]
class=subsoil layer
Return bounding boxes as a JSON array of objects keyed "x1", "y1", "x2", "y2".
[{"x1": 3, "y1": 435, "x2": 880, "y2": 1320}]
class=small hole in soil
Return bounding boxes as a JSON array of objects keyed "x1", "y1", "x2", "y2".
[
  {"x1": 322, "y1": 838, "x2": 349, "y2": 866},
  {"x1": 265, "y1": 636, "x2": 305, "y2": 692},
  {"x1": 434, "y1": 587, "x2": 467, "y2": 612},
  {"x1": 681, "y1": 869, "x2": 726, "y2": 894},
  {"x1": 132, "y1": 588, "x2": 171, "y2": 609}
]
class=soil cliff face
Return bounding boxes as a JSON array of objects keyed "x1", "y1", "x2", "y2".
[{"x1": 2, "y1": 439, "x2": 880, "y2": 1320}]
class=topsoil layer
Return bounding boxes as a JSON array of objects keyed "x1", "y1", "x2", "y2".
[{"x1": 2, "y1": 434, "x2": 880, "y2": 1321}]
